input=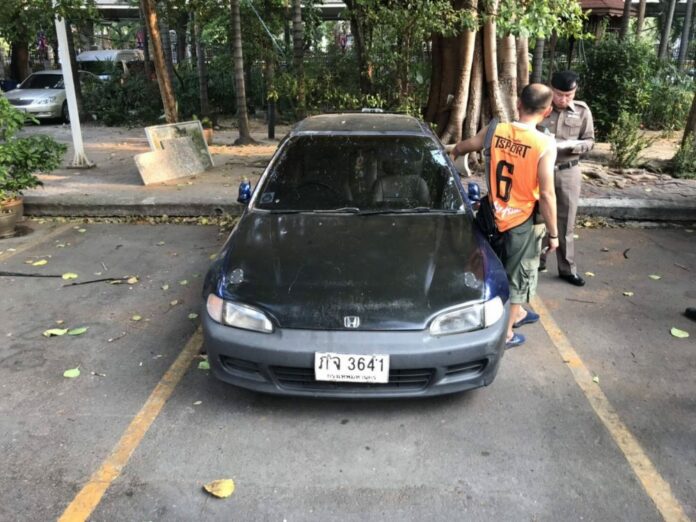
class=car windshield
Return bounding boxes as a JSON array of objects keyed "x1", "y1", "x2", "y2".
[
  {"x1": 79, "y1": 60, "x2": 118, "y2": 76},
  {"x1": 20, "y1": 74, "x2": 63, "y2": 89},
  {"x1": 254, "y1": 135, "x2": 464, "y2": 213}
]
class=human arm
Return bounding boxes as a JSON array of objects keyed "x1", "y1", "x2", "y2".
[
  {"x1": 565, "y1": 105, "x2": 595, "y2": 155},
  {"x1": 538, "y1": 146, "x2": 559, "y2": 252},
  {"x1": 450, "y1": 125, "x2": 487, "y2": 160}
]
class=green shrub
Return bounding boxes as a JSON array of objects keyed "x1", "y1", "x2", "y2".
[
  {"x1": 643, "y1": 64, "x2": 693, "y2": 131},
  {"x1": 581, "y1": 36, "x2": 656, "y2": 139},
  {"x1": 0, "y1": 97, "x2": 66, "y2": 202},
  {"x1": 82, "y1": 71, "x2": 163, "y2": 126},
  {"x1": 607, "y1": 111, "x2": 655, "y2": 170},
  {"x1": 672, "y1": 137, "x2": 696, "y2": 179}
]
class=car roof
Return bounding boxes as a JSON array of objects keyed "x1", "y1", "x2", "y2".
[
  {"x1": 291, "y1": 113, "x2": 432, "y2": 136},
  {"x1": 77, "y1": 49, "x2": 144, "y2": 61},
  {"x1": 30, "y1": 70, "x2": 64, "y2": 75}
]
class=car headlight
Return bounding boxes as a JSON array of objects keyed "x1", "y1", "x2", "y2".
[
  {"x1": 36, "y1": 96, "x2": 57, "y2": 105},
  {"x1": 206, "y1": 294, "x2": 274, "y2": 333},
  {"x1": 429, "y1": 297, "x2": 504, "y2": 336}
]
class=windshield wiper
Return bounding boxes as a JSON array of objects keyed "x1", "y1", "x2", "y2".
[{"x1": 311, "y1": 207, "x2": 361, "y2": 214}]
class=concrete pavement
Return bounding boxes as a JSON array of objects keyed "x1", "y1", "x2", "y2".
[
  {"x1": 18, "y1": 121, "x2": 696, "y2": 221},
  {"x1": 2, "y1": 224, "x2": 694, "y2": 520}
]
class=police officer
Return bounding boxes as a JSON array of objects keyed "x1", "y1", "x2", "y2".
[{"x1": 540, "y1": 70, "x2": 595, "y2": 287}]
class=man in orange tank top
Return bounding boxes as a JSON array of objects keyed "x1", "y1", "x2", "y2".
[{"x1": 451, "y1": 84, "x2": 559, "y2": 349}]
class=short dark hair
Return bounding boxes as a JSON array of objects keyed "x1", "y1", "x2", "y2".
[{"x1": 519, "y1": 84, "x2": 553, "y2": 115}]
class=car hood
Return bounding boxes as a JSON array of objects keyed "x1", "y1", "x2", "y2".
[
  {"x1": 215, "y1": 212, "x2": 489, "y2": 331},
  {"x1": 5, "y1": 88, "x2": 62, "y2": 100}
]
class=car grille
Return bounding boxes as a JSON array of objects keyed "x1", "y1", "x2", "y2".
[
  {"x1": 271, "y1": 366, "x2": 434, "y2": 392},
  {"x1": 8, "y1": 99, "x2": 33, "y2": 106}
]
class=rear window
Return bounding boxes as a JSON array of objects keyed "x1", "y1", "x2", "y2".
[
  {"x1": 20, "y1": 74, "x2": 63, "y2": 89},
  {"x1": 254, "y1": 135, "x2": 463, "y2": 212}
]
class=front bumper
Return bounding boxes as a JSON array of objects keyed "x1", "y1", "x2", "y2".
[
  {"x1": 201, "y1": 303, "x2": 509, "y2": 398},
  {"x1": 11, "y1": 103, "x2": 62, "y2": 119}
]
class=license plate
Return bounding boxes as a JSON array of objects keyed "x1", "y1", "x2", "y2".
[{"x1": 314, "y1": 352, "x2": 390, "y2": 383}]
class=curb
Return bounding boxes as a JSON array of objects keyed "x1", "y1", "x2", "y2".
[{"x1": 22, "y1": 196, "x2": 696, "y2": 222}]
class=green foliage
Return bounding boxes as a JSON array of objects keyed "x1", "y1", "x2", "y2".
[
  {"x1": 607, "y1": 111, "x2": 654, "y2": 170},
  {"x1": 643, "y1": 65, "x2": 694, "y2": 131},
  {"x1": 82, "y1": 72, "x2": 162, "y2": 126},
  {"x1": 0, "y1": 97, "x2": 66, "y2": 202},
  {"x1": 672, "y1": 137, "x2": 696, "y2": 179},
  {"x1": 498, "y1": 0, "x2": 588, "y2": 39},
  {"x1": 581, "y1": 36, "x2": 656, "y2": 139}
]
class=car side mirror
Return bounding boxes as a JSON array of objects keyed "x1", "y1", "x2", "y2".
[{"x1": 237, "y1": 177, "x2": 252, "y2": 205}]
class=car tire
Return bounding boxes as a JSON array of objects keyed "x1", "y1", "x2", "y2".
[{"x1": 62, "y1": 101, "x2": 70, "y2": 123}]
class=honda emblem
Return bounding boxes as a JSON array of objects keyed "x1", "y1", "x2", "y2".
[{"x1": 344, "y1": 316, "x2": 360, "y2": 328}]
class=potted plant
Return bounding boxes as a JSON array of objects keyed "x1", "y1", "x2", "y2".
[{"x1": 0, "y1": 97, "x2": 66, "y2": 238}]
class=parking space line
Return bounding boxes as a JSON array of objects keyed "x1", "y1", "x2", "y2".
[
  {"x1": 532, "y1": 296, "x2": 690, "y2": 522},
  {"x1": 58, "y1": 327, "x2": 203, "y2": 522},
  {"x1": 0, "y1": 223, "x2": 73, "y2": 262}
]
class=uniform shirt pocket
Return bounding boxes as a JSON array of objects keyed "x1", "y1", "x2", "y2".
[{"x1": 562, "y1": 117, "x2": 582, "y2": 138}]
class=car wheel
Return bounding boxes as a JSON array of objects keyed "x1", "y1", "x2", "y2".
[{"x1": 62, "y1": 101, "x2": 70, "y2": 123}]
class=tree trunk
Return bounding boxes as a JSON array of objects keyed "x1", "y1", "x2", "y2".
[
  {"x1": 345, "y1": 0, "x2": 373, "y2": 94},
  {"x1": 139, "y1": 0, "x2": 153, "y2": 79},
  {"x1": 11, "y1": 41, "x2": 30, "y2": 82},
  {"x1": 425, "y1": 34, "x2": 443, "y2": 123},
  {"x1": 464, "y1": 33, "x2": 484, "y2": 139},
  {"x1": 440, "y1": 0, "x2": 478, "y2": 143},
  {"x1": 531, "y1": 38, "x2": 544, "y2": 83},
  {"x1": 619, "y1": 0, "x2": 632, "y2": 40},
  {"x1": 499, "y1": 34, "x2": 517, "y2": 120},
  {"x1": 176, "y1": 11, "x2": 188, "y2": 64},
  {"x1": 681, "y1": 90, "x2": 696, "y2": 147},
  {"x1": 547, "y1": 31, "x2": 558, "y2": 82},
  {"x1": 658, "y1": 0, "x2": 677, "y2": 60},
  {"x1": 566, "y1": 37, "x2": 575, "y2": 68},
  {"x1": 679, "y1": 0, "x2": 695, "y2": 67},
  {"x1": 231, "y1": 0, "x2": 253, "y2": 143},
  {"x1": 516, "y1": 36, "x2": 529, "y2": 94},
  {"x1": 194, "y1": 14, "x2": 210, "y2": 118},
  {"x1": 142, "y1": 0, "x2": 178, "y2": 123},
  {"x1": 483, "y1": 0, "x2": 508, "y2": 121},
  {"x1": 636, "y1": 0, "x2": 647, "y2": 36},
  {"x1": 292, "y1": 0, "x2": 306, "y2": 119},
  {"x1": 159, "y1": 16, "x2": 176, "y2": 86},
  {"x1": 435, "y1": 35, "x2": 459, "y2": 133}
]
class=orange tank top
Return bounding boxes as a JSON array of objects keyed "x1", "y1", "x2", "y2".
[{"x1": 488, "y1": 122, "x2": 553, "y2": 232}]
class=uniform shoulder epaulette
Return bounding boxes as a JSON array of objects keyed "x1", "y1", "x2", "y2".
[{"x1": 574, "y1": 100, "x2": 590, "y2": 110}]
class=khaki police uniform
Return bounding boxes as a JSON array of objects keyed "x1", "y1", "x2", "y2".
[{"x1": 541, "y1": 100, "x2": 594, "y2": 276}]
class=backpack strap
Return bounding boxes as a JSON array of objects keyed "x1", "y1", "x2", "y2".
[{"x1": 482, "y1": 117, "x2": 498, "y2": 196}]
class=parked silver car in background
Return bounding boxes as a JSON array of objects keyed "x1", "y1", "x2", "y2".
[{"x1": 4, "y1": 70, "x2": 97, "y2": 122}]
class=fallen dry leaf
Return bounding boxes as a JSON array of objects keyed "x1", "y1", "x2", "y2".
[
  {"x1": 188, "y1": 313, "x2": 199, "y2": 320},
  {"x1": 670, "y1": 327, "x2": 690, "y2": 339},
  {"x1": 43, "y1": 328, "x2": 68, "y2": 337},
  {"x1": 623, "y1": 291, "x2": 634, "y2": 297},
  {"x1": 585, "y1": 272, "x2": 595, "y2": 277},
  {"x1": 63, "y1": 367, "x2": 80, "y2": 379},
  {"x1": 127, "y1": 276, "x2": 139, "y2": 285},
  {"x1": 648, "y1": 274, "x2": 662, "y2": 280},
  {"x1": 32, "y1": 259, "x2": 48, "y2": 267},
  {"x1": 592, "y1": 375, "x2": 599, "y2": 384},
  {"x1": 62, "y1": 273, "x2": 79, "y2": 280},
  {"x1": 131, "y1": 315, "x2": 142, "y2": 321},
  {"x1": 67, "y1": 327, "x2": 88, "y2": 336},
  {"x1": 203, "y1": 479, "x2": 235, "y2": 499}
]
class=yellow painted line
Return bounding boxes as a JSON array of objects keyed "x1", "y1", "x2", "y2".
[
  {"x1": 58, "y1": 328, "x2": 203, "y2": 522},
  {"x1": 532, "y1": 296, "x2": 690, "y2": 522},
  {"x1": 0, "y1": 223, "x2": 73, "y2": 262}
]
